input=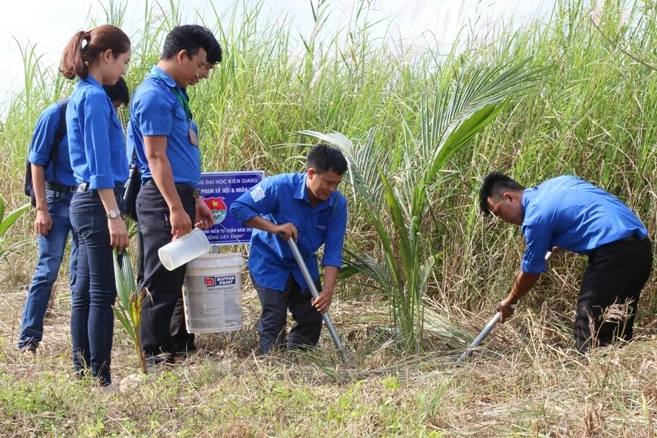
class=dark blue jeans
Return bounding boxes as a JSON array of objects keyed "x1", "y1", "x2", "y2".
[
  {"x1": 252, "y1": 273, "x2": 323, "y2": 354},
  {"x1": 18, "y1": 190, "x2": 78, "y2": 349},
  {"x1": 69, "y1": 188, "x2": 122, "y2": 386}
]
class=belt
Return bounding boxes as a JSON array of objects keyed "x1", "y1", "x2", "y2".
[
  {"x1": 76, "y1": 183, "x2": 90, "y2": 192},
  {"x1": 76, "y1": 183, "x2": 124, "y2": 193},
  {"x1": 46, "y1": 182, "x2": 76, "y2": 193},
  {"x1": 620, "y1": 234, "x2": 640, "y2": 242},
  {"x1": 144, "y1": 179, "x2": 200, "y2": 199}
]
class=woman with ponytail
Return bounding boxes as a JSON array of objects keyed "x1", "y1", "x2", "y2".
[{"x1": 61, "y1": 25, "x2": 130, "y2": 389}]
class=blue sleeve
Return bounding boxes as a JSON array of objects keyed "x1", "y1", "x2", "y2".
[
  {"x1": 28, "y1": 105, "x2": 59, "y2": 166},
  {"x1": 81, "y1": 93, "x2": 114, "y2": 189},
  {"x1": 136, "y1": 89, "x2": 173, "y2": 136},
  {"x1": 321, "y1": 197, "x2": 348, "y2": 269},
  {"x1": 521, "y1": 223, "x2": 552, "y2": 273},
  {"x1": 229, "y1": 176, "x2": 279, "y2": 225}
]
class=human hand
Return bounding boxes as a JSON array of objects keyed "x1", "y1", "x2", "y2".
[
  {"x1": 551, "y1": 246, "x2": 564, "y2": 255},
  {"x1": 170, "y1": 208, "x2": 193, "y2": 238},
  {"x1": 34, "y1": 209, "x2": 52, "y2": 236},
  {"x1": 496, "y1": 299, "x2": 516, "y2": 323},
  {"x1": 275, "y1": 222, "x2": 298, "y2": 242},
  {"x1": 108, "y1": 217, "x2": 129, "y2": 253},
  {"x1": 312, "y1": 289, "x2": 334, "y2": 313},
  {"x1": 195, "y1": 198, "x2": 214, "y2": 229}
]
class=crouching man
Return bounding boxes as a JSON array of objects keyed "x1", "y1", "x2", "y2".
[{"x1": 230, "y1": 144, "x2": 348, "y2": 354}]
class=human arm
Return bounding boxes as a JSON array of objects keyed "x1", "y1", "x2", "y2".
[
  {"x1": 229, "y1": 177, "x2": 296, "y2": 238},
  {"x1": 31, "y1": 164, "x2": 51, "y2": 235},
  {"x1": 29, "y1": 105, "x2": 60, "y2": 236},
  {"x1": 497, "y1": 223, "x2": 553, "y2": 320},
  {"x1": 313, "y1": 197, "x2": 348, "y2": 313},
  {"x1": 144, "y1": 135, "x2": 191, "y2": 237},
  {"x1": 97, "y1": 188, "x2": 129, "y2": 252},
  {"x1": 79, "y1": 93, "x2": 128, "y2": 250},
  {"x1": 496, "y1": 271, "x2": 541, "y2": 322},
  {"x1": 312, "y1": 265, "x2": 338, "y2": 313}
]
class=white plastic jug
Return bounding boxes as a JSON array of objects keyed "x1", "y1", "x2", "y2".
[{"x1": 158, "y1": 228, "x2": 211, "y2": 271}]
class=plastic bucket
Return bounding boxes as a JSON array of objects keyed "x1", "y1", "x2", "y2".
[{"x1": 183, "y1": 253, "x2": 244, "y2": 333}]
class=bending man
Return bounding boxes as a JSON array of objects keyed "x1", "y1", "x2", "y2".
[
  {"x1": 230, "y1": 145, "x2": 348, "y2": 354},
  {"x1": 479, "y1": 172, "x2": 652, "y2": 353}
]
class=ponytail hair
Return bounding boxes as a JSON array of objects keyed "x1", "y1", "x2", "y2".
[{"x1": 60, "y1": 25, "x2": 130, "y2": 80}]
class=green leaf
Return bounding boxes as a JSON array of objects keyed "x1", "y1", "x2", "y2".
[{"x1": 0, "y1": 203, "x2": 30, "y2": 236}]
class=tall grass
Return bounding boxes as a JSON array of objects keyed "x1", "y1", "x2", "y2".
[{"x1": 0, "y1": 0, "x2": 656, "y2": 337}]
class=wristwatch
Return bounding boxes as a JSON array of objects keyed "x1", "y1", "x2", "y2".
[{"x1": 106, "y1": 209, "x2": 122, "y2": 219}]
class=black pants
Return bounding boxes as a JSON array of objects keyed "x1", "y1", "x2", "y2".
[
  {"x1": 252, "y1": 273, "x2": 323, "y2": 354},
  {"x1": 137, "y1": 184, "x2": 196, "y2": 356},
  {"x1": 575, "y1": 237, "x2": 652, "y2": 353}
]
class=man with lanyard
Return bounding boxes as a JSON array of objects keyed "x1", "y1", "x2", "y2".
[
  {"x1": 479, "y1": 172, "x2": 652, "y2": 353},
  {"x1": 128, "y1": 25, "x2": 215, "y2": 365},
  {"x1": 169, "y1": 27, "x2": 223, "y2": 357},
  {"x1": 230, "y1": 144, "x2": 349, "y2": 354}
]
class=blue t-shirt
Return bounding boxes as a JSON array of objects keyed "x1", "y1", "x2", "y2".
[
  {"x1": 28, "y1": 101, "x2": 77, "y2": 187},
  {"x1": 229, "y1": 173, "x2": 348, "y2": 292},
  {"x1": 127, "y1": 66, "x2": 201, "y2": 188},
  {"x1": 66, "y1": 75, "x2": 129, "y2": 188},
  {"x1": 521, "y1": 175, "x2": 647, "y2": 273}
]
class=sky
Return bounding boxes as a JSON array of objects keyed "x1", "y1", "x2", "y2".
[{"x1": 0, "y1": 0, "x2": 557, "y2": 115}]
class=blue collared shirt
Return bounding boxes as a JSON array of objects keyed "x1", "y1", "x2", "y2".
[
  {"x1": 229, "y1": 173, "x2": 348, "y2": 292},
  {"x1": 66, "y1": 75, "x2": 128, "y2": 188},
  {"x1": 521, "y1": 175, "x2": 647, "y2": 273},
  {"x1": 28, "y1": 101, "x2": 77, "y2": 187},
  {"x1": 127, "y1": 66, "x2": 201, "y2": 187}
]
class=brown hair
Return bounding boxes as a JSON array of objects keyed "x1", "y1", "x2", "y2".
[{"x1": 60, "y1": 25, "x2": 130, "y2": 80}]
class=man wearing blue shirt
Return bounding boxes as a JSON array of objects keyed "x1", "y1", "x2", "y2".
[
  {"x1": 17, "y1": 80, "x2": 131, "y2": 357},
  {"x1": 17, "y1": 100, "x2": 78, "y2": 356},
  {"x1": 479, "y1": 172, "x2": 652, "y2": 353},
  {"x1": 129, "y1": 25, "x2": 215, "y2": 365},
  {"x1": 169, "y1": 30, "x2": 223, "y2": 356},
  {"x1": 230, "y1": 144, "x2": 348, "y2": 354}
]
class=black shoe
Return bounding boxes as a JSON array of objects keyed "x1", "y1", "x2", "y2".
[
  {"x1": 175, "y1": 341, "x2": 197, "y2": 357},
  {"x1": 145, "y1": 353, "x2": 175, "y2": 370}
]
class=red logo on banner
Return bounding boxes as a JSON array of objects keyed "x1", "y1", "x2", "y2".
[
  {"x1": 204, "y1": 277, "x2": 215, "y2": 287},
  {"x1": 205, "y1": 197, "x2": 227, "y2": 225}
]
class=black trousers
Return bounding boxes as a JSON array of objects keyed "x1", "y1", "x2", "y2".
[
  {"x1": 252, "y1": 273, "x2": 323, "y2": 354},
  {"x1": 137, "y1": 184, "x2": 196, "y2": 356},
  {"x1": 575, "y1": 237, "x2": 652, "y2": 353}
]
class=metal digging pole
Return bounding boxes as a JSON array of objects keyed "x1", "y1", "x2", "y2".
[
  {"x1": 456, "y1": 251, "x2": 553, "y2": 364},
  {"x1": 288, "y1": 238, "x2": 348, "y2": 362}
]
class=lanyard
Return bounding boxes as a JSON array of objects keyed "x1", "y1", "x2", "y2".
[{"x1": 150, "y1": 66, "x2": 193, "y2": 122}]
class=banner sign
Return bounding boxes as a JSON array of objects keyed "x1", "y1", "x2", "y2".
[{"x1": 199, "y1": 171, "x2": 265, "y2": 245}]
